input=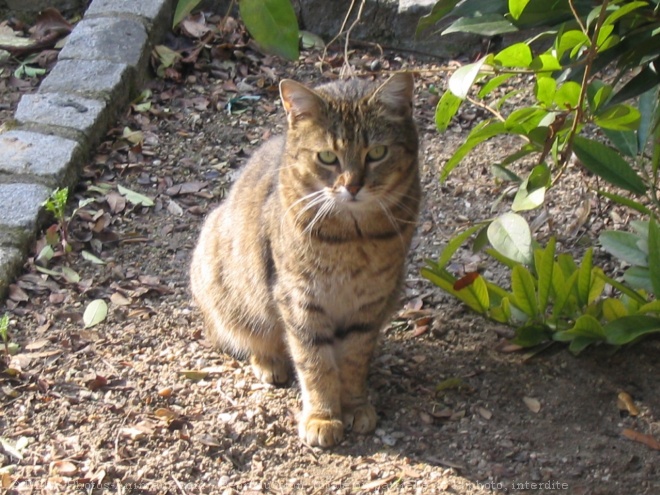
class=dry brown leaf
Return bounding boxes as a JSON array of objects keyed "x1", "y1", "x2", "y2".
[
  {"x1": 361, "y1": 475, "x2": 398, "y2": 491},
  {"x1": 621, "y1": 428, "x2": 660, "y2": 450},
  {"x1": 180, "y1": 370, "x2": 209, "y2": 381},
  {"x1": 154, "y1": 408, "x2": 179, "y2": 422},
  {"x1": 197, "y1": 434, "x2": 223, "y2": 447},
  {"x1": 158, "y1": 387, "x2": 173, "y2": 398},
  {"x1": 617, "y1": 391, "x2": 640, "y2": 416},
  {"x1": 478, "y1": 407, "x2": 493, "y2": 420},
  {"x1": 49, "y1": 460, "x2": 78, "y2": 476},
  {"x1": 25, "y1": 338, "x2": 50, "y2": 350},
  {"x1": 8, "y1": 284, "x2": 29, "y2": 302},
  {"x1": 523, "y1": 396, "x2": 541, "y2": 413},
  {"x1": 106, "y1": 191, "x2": 126, "y2": 213},
  {"x1": 110, "y1": 292, "x2": 131, "y2": 306}
]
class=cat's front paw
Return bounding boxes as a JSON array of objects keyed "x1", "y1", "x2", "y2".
[
  {"x1": 343, "y1": 403, "x2": 377, "y2": 434},
  {"x1": 299, "y1": 415, "x2": 344, "y2": 447},
  {"x1": 250, "y1": 355, "x2": 290, "y2": 385}
]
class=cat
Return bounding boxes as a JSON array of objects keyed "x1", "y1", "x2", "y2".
[{"x1": 190, "y1": 72, "x2": 420, "y2": 448}]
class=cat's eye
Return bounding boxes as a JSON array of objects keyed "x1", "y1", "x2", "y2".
[
  {"x1": 366, "y1": 145, "x2": 388, "y2": 162},
  {"x1": 317, "y1": 151, "x2": 339, "y2": 166}
]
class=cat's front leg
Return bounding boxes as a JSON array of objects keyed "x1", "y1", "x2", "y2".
[
  {"x1": 337, "y1": 327, "x2": 379, "y2": 434},
  {"x1": 286, "y1": 333, "x2": 344, "y2": 447}
]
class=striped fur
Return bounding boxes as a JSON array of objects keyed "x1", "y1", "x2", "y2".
[{"x1": 190, "y1": 73, "x2": 420, "y2": 447}]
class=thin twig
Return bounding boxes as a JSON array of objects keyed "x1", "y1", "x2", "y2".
[
  {"x1": 321, "y1": 0, "x2": 357, "y2": 67},
  {"x1": 218, "y1": 0, "x2": 236, "y2": 34},
  {"x1": 340, "y1": 0, "x2": 368, "y2": 78},
  {"x1": 171, "y1": 474, "x2": 189, "y2": 495}
]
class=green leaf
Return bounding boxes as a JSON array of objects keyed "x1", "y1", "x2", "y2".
[
  {"x1": 478, "y1": 74, "x2": 515, "y2": 98},
  {"x1": 491, "y1": 163, "x2": 523, "y2": 182},
  {"x1": 239, "y1": 0, "x2": 299, "y2": 61},
  {"x1": 557, "y1": 314, "x2": 606, "y2": 341},
  {"x1": 536, "y1": 238, "x2": 555, "y2": 314},
  {"x1": 602, "y1": 1, "x2": 648, "y2": 27},
  {"x1": 535, "y1": 77, "x2": 556, "y2": 107},
  {"x1": 530, "y1": 53, "x2": 562, "y2": 72},
  {"x1": 596, "y1": 24, "x2": 615, "y2": 49},
  {"x1": 117, "y1": 184, "x2": 155, "y2": 207},
  {"x1": 416, "y1": 0, "x2": 461, "y2": 36},
  {"x1": 605, "y1": 315, "x2": 660, "y2": 345},
  {"x1": 572, "y1": 136, "x2": 646, "y2": 194},
  {"x1": 440, "y1": 121, "x2": 507, "y2": 182},
  {"x1": 602, "y1": 298, "x2": 628, "y2": 321},
  {"x1": 512, "y1": 179, "x2": 545, "y2": 212},
  {"x1": 83, "y1": 299, "x2": 108, "y2": 328},
  {"x1": 504, "y1": 107, "x2": 549, "y2": 134},
  {"x1": 82, "y1": 250, "x2": 106, "y2": 265},
  {"x1": 421, "y1": 267, "x2": 489, "y2": 314},
  {"x1": 494, "y1": 42, "x2": 532, "y2": 67},
  {"x1": 487, "y1": 212, "x2": 533, "y2": 265},
  {"x1": 594, "y1": 104, "x2": 641, "y2": 131},
  {"x1": 443, "y1": 14, "x2": 518, "y2": 37},
  {"x1": 554, "y1": 81, "x2": 581, "y2": 109},
  {"x1": 173, "y1": 0, "x2": 203, "y2": 28},
  {"x1": 472, "y1": 225, "x2": 490, "y2": 253},
  {"x1": 597, "y1": 190, "x2": 652, "y2": 216},
  {"x1": 552, "y1": 269, "x2": 578, "y2": 318},
  {"x1": 610, "y1": 68, "x2": 660, "y2": 107},
  {"x1": 587, "y1": 81, "x2": 612, "y2": 112},
  {"x1": 594, "y1": 269, "x2": 647, "y2": 305},
  {"x1": 511, "y1": 265, "x2": 538, "y2": 317},
  {"x1": 153, "y1": 45, "x2": 182, "y2": 69},
  {"x1": 577, "y1": 248, "x2": 593, "y2": 308},
  {"x1": 623, "y1": 266, "x2": 653, "y2": 292},
  {"x1": 638, "y1": 300, "x2": 660, "y2": 314},
  {"x1": 648, "y1": 219, "x2": 660, "y2": 296},
  {"x1": 512, "y1": 323, "x2": 552, "y2": 347},
  {"x1": 599, "y1": 231, "x2": 647, "y2": 266},
  {"x1": 437, "y1": 223, "x2": 487, "y2": 269},
  {"x1": 636, "y1": 87, "x2": 659, "y2": 150},
  {"x1": 556, "y1": 30, "x2": 590, "y2": 60},
  {"x1": 508, "y1": 0, "x2": 531, "y2": 20},
  {"x1": 528, "y1": 163, "x2": 551, "y2": 190},
  {"x1": 435, "y1": 90, "x2": 463, "y2": 131},
  {"x1": 602, "y1": 129, "x2": 638, "y2": 157},
  {"x1": 61, "y1": 267, "x2": 80, "y2": 284},
  {"x1": 467, "y1": 274, "x2": 490, "y2": 313},
  {"x1": 448, "y1": 57, "x2": 487, "y2": 99},
  {"x1": 568, "y1": 336, "x2": 595, "y2": 354}
]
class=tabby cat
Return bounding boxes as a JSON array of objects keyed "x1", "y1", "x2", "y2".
[{"x1": 190, "y1": 73, "x2": 420, "y2": 447}]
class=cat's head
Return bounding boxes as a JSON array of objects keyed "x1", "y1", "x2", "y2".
[{"x1": 278, "y1": 73, "x2": 418, "y2": 214}]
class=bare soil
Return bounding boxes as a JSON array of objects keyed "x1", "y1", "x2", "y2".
[{"x1": 1, "y1": 16, "x2": 659, "y2": 495}]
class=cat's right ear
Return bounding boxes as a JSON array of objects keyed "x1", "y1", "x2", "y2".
[{"x1": 279, "y1": 80, "x2": 324, "y2": 126}]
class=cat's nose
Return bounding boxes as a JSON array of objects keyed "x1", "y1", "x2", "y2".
[{"x1": 346, "y1": 185, "x2": 361, "y2": 197}]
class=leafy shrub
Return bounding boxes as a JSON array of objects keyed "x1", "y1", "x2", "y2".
[{"x1": 419, "y1": 0, "x2": 660, "y2": 352}]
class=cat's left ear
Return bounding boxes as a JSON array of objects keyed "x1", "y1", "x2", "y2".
[
  {"x1": 369, "y1": 72, "x2": 414, "y2": 118},
  {"x1": 279, "y1": 79, "x2": 325, "y2": 126}
]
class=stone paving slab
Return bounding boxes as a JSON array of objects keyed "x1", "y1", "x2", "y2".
[
  {"x1": 15, "y1": 93, "x2": 110, "y2": 145},
  {"x1": 40, "y1": 59, "x2": 132, "y2": 102},
  {"x1": 0, "y1": 130, "x2": 83, "y2": 186},
  {"x1": 0, "y1": 183, "x2": 51, "y2": 248},
  {"x1": 0, "y1": 247, "x2": 24, "y2": 296}
]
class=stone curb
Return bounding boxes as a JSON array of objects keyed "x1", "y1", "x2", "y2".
[{"x1": 0, "y1": 0, "x2": 174, "y2": 300}]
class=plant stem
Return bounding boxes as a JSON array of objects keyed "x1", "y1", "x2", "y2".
[{"x1": 553, "y1": 0, "x2": 611, "y2": 187}]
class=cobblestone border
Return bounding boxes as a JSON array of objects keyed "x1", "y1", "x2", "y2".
[{"x1": 0, "y1": 0, "x2": 174, "y2": 299}]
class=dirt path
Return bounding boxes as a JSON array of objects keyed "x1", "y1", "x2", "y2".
[{"x1": 1, "y1": 29, "x2": 659, "y2": 495}]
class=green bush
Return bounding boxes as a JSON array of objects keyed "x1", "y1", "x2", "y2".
[{"x1": 419, "y1": 0, "x2": 660, "y2": 352}]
